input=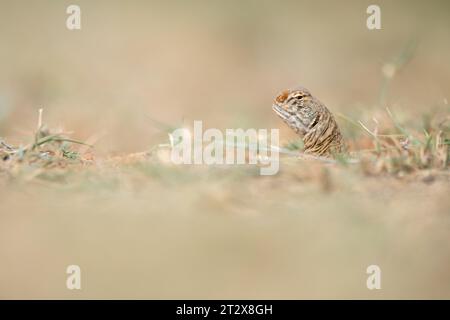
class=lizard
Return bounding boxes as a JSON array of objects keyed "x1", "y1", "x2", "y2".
[{"x1": 272, "y1": 87, "x2": 345, "y2": 158}]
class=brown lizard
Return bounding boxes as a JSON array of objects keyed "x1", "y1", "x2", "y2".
[{"x1": 272, "y1": 87, "x2": 345, "y2": 158}]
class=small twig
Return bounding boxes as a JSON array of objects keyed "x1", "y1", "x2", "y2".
[
  {"x1": 0, "y1": 140, "x2": 15, "y2": 151},
  {"x1": 37, "y1": 108, "x2": 43, "y2": 130},
  {"x1": 358, "y1": 120, "x2": 377, "y2": 138}
]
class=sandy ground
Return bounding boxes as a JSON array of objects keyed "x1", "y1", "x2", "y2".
[{"x1": 0, "y1": 1, "x2": 449, "y2": 299}]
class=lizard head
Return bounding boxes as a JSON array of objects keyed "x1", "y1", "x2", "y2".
[{"x1": 272, "y1": 87, "x2": 318, "y2": 136}]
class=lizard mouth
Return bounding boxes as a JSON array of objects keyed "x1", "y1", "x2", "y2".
[
  {"x1": 272, "y1": 104, "x2": 291, "y2": 121},
  {"x1": 272, "y1": 104, "x2": 309, "y2": 136}
]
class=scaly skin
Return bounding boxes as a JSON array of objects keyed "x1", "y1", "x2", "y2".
[{"x1": 272, "y1": 87, "x2": 345, "y2": 158}]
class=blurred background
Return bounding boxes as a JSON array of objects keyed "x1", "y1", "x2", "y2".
[
  {"x1": 0, "y1": 0, "x2": 449, "y2": 151},
  {"x1": 0, "y1": 0, "x2": 449, "y2": 299}
]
